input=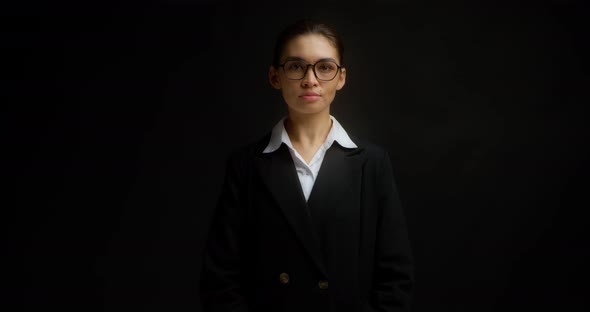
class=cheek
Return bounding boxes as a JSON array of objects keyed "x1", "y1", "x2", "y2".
[
  {"x1": 280, "y1": 87, "x2": 298, "y2": 105},
  {"x1": 323, "y1": 83, "x2": 339, "y2": 96},
  {"x1": 281, "y1": 87, "x2": 295, "y2": 97},
  {"x1": 280, "y1": 82, "x2": 299, "y2": 96}
]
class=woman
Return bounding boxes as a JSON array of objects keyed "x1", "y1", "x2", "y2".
[{"x1": 201, "y1": 19, "x2": 414, "y2": 312}]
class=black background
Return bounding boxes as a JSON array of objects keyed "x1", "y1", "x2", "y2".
[{"x1": 5, "y1": 0, "x2": 589, "y2": 311}]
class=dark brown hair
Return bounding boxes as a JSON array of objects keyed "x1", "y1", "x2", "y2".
[{"x1": 272, "y1": 19, "x2": 344, "y2": 68}]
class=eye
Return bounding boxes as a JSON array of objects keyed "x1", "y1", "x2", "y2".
[
  {"x1": 286, "y1": 61, "x2": 305, "y2": 71},
  {"x1": 317, "y1": 62, "x2": 336, "y2": 72}
]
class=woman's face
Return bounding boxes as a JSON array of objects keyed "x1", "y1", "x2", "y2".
[{"x1": 269, "y1": 34, "x2": 346, "y2": 115}]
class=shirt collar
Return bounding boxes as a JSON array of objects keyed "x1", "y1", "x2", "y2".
[{"x1": 262, "y1": 115, "x2": 358, "y2": 154}]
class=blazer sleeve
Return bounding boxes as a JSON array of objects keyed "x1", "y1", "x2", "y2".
[
  {"x1": 200, "y1": 151, "x2": 249, "y2": 312},
  {"x1": 366, "y1": 150, "x2": 414, "y2": 312}
]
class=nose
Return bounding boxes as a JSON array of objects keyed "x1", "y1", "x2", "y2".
[{"x1": 301, "y1": 64, "x2": 319, "y2": 87}]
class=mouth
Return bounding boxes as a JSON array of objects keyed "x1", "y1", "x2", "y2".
[{"x1": 299, "y1": 92, "x2": 321, "y2": 101}]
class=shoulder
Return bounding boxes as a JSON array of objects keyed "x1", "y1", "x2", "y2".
[
  {"x1": 217, "y1": 133, "x2": 271, "y2": 184},
  {"x1": 224, "y1": 132, "x2": 271, "y2": 166},
  {"x1": 349, "y1": 135, "x2": 390, "y2": 162},
  {"x1": 348, "y1": 135, "x2": 398, "y2": 183}
]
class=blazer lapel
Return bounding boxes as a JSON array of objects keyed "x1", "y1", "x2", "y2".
[
  {"x1": 256, "y1": 144, "x2": 328, "y2": 277},
  {"x1": 306, "y1": 143, "x2": 365, "y2": 267},
  {"x1": 307, "y1": 143, "x2": 365, "y2": 210}
]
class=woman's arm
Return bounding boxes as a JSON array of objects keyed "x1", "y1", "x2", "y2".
[
  {"x1": 367, "y1": 150, "x2": 414, "y2": 312},
  {"x1": 200, "y1": 152, "x2": 249, "y2": 312}
]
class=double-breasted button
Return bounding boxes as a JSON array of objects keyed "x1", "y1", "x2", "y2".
[
  {"x1": 279, "y1": 272, "x2": 290, "y2": 284},
  {"x1": 318, "y1": 279, "x2": 328, "y2": 289}
]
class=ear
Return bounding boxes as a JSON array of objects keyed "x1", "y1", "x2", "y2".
[
  {"x1": 269, "y1": 66, "x2": 281, "y2": 90},
  {"x1": 336, "y1": 67, "x2": 346, "y2": 90}
]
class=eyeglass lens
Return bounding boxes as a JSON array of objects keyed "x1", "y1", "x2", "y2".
[{"x1": 283, "y1": 61, "x2": 339, "y2": 81}]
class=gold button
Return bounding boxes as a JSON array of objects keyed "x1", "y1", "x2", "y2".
[
  {"x1": 279, "y1": 272, "x2": 290, "y2": 284},
  {"x1": 318, "y1": 279, "x2": 328, "y2": 289}
]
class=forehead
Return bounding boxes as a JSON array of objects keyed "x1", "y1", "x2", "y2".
[{"x1": 281, "y1": 34, "x2": 340, "y2": 63}]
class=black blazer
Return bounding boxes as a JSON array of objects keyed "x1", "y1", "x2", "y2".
[{"x1": 201, "y1": 132, "x2": 413, "y2": 312}]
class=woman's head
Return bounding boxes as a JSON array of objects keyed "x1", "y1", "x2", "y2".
[
  {"x1": 272, "y1": 19, "x2": 344, "y2": 68},
  {"x1": 269, "y1": 19, "x2": 347, "y2": 116}
]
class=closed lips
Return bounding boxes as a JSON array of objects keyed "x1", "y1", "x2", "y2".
[{"x1": 300, "y1": 92, "x2": 320, "y2": 96}]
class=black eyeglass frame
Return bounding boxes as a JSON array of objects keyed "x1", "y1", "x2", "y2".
[{"x1": 277, "y1": 60, "x2": 343, "y2": 81}]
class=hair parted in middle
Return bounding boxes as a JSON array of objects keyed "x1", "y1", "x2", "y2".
[{"x1": 272, "y1": 19, "x2": 345, "y2": 68}]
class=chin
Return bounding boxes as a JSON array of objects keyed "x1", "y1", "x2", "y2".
[{"x1": 288, "y1": 102, "x2": 329, "y2": 115}]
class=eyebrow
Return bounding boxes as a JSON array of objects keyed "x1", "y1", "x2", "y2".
[{"x1": 284, "y1": 56, "x2": 339, "y2": 64}]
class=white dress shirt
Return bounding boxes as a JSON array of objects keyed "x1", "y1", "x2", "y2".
[{"x1": 262, "y1": 115, "x2": 358, "y2": 202}]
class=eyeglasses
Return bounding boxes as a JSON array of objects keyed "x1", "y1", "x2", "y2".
[{"x1": 278, "y1": 60, "x2": 342, "y2": 81}]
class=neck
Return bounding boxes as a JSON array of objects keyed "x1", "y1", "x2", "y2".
[{"x1": 284, "y1": 109, "x2": 332, "y2": 146}]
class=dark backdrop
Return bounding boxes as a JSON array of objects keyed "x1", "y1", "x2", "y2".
[{"x1": 5, "y1": 0, "x2": 588, "y2": 311}]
